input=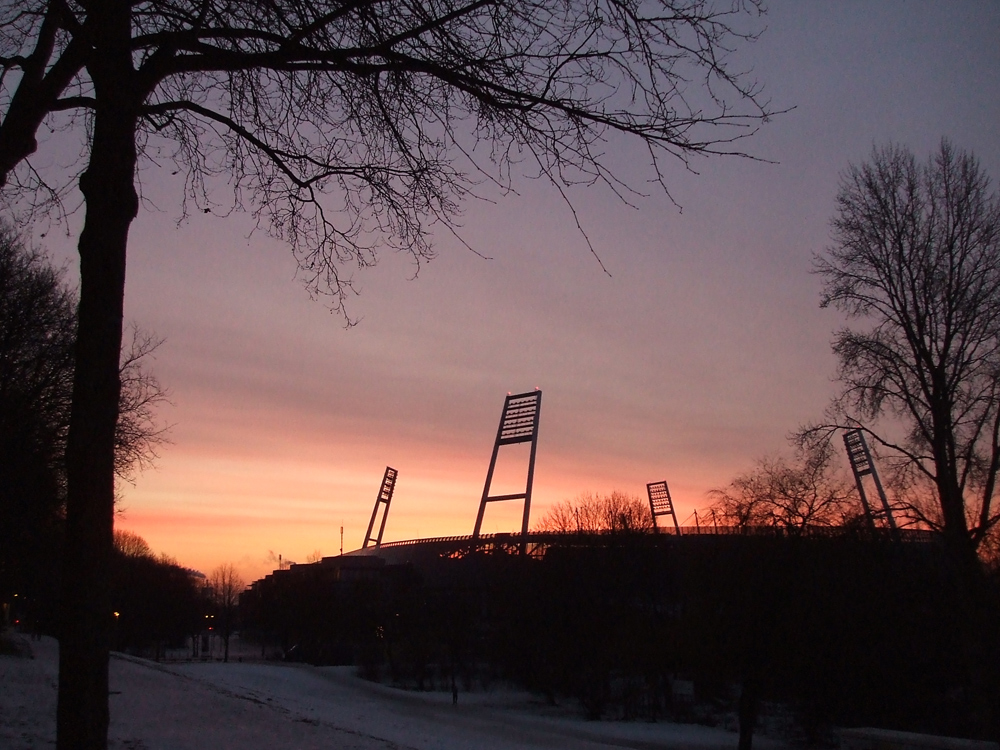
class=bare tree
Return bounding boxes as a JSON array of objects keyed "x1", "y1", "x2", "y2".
[
  {"x1": 536, "y1": 490, "x2": 653, "y2": 533},
  {"x1": 811, "y1": 141, "x2": 1000, "y2": 566},
  {"x1": 0, "y1": 225, "x2": 168, "y2": 621},
  {"x1": 112, "y1": 529, "x2": 152, "y2": 559},
  {"x1": 706, "y1": 440, "x2": 856, "y2": 532},
  {"x1": 0, "y1": 2, "x2": 776, "y2": 746},
  {"x1": 0, "y1": 226, "x2": 169, "y2": 484},
  {"x1": 208, "y1": 563, "x2": 245, "y2": 664},
  {"x1": 115, "y1": 325, "x2": 170, "y2": 483},
  {"x1": 706, "y1": 473, "x2": 771, "y2": 530},
  {"x1": 0, "y1": 223, "x2": 75, "y2": 615}
]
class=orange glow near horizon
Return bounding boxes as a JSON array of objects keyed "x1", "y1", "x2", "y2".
[{"x1": 114, "y1": 415, "x2": 726, "y2": 584}]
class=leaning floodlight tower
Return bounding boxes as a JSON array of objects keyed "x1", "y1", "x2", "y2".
[
  {"x1": 646, "y1": 480, "x2": 681, "y2": 534},
  {"x1": 842, "y1": 429, "x2": 898, "y2": 536},
  {"x1": 362, "y1": 466, "x2": 398, "y2": 549},
  {"x1": 472, "y1": 390, "x2": 542, "y2": 554}
]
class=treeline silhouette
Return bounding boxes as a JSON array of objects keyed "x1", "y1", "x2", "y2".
[
  {"x1": 109, "y1": 534, "x2": 209, "y2": 658},
  {"x1": 241, "y1": 532, "x2": 998, "y2": 742},
  {"x1": 0, "y1": 226, "x2": 174, "y2": 649},
  {"x1": 11, "y1": 530, "x2": 212, "y2": 659}
]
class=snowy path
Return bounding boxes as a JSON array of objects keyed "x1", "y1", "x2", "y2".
[{"x1": 2, "y1": 636, "x2": 778, "y2": 750}]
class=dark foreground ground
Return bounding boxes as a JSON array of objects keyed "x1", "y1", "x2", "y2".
[{"x1": 1, "y1": 635, "x2": 783, "y2": 750}]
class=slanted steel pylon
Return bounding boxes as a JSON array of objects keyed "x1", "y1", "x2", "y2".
[
  {"x1": 646, "y1": 480, "x2": 681, "y2": 534},
  {"x1": 842, "y1": 429, "x2": 898, "y2": 536},
  {"x1": 362, "y1": 466, "x2": 398, "y2": 549},
  {"x1": 472, "y1": 390, "x2": 542, "y2": 554}
]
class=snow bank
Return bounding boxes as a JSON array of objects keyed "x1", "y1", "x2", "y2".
[{"x1": 2, "y1": 635, "x2": 782, "y2": 749}]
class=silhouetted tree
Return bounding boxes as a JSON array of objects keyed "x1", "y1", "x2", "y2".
[
  {"x1": 0, "y1": 2, "x2": 776, "y2": 745},
  {"x1": 0, "y1": 227, "x2": 168, "y2": 627},
  {"x1": 706, "y1": 440, "x2": 856, "y2": 532},
  {"x1": 112, "y1": 529, "x2": 152, "y2": 559},
  {"x1": 208, "y1": 563, "x2": 245, "y2": 663},
  {"x1": 114, "y1": 326, "x2": 170, "y2": 483},
  {"x1": 536, "y1": 490, "x2": 653, "y2": 533},
  {"x1": 0, "y1": 222, "x2": 74, "y2": 630},
  {"x1": 812, "y1": 141, "x2": 1000, "y2": 566},
  {"x1": 109, "y1": 532, "x2": 204, "y2": 658}
]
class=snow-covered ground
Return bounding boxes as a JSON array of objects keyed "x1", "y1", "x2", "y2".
[{"x1": 2, "y1": 634, "x2": 782, "y2": 749}]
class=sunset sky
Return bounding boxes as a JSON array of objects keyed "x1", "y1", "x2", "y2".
[{"x1": 34, "y1": 2, "x2": 1000, "y2": 581}]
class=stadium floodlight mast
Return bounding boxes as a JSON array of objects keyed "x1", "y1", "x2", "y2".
[
  {"x1": 647, "y1": 480, "x2": 681, "y2": 534},
  {"x1": 472, "y1": 390, "x2": 542, "y2": 553},
  {"x1": 843, "y1": 429, "x2": 898, "y2": 536},
  {"x1": 363, "y1": 466, "x2": 398, "y2": 549}
]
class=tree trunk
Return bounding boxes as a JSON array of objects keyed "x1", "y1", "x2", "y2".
[
  {"x1": 56, "y1": 6, "x2": 139, "y2": 748},
  {"x1": 940, "y1": 487, "x2": 978, "y2": 571},
  {"x1": 930, "y1": 413, "x2": 978, "y2": 570},
  {"x1": 738, "y1": 673, "x2": 760, "y2": 750}
]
